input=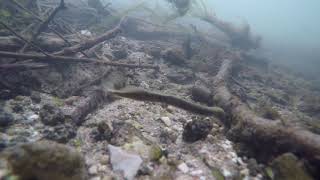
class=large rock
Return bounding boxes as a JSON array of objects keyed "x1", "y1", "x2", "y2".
[
  {"x1": 1, "y1": 141, "x2": 86, "y2": 180},
  {"x1": 40, "y1": 104, "x2": 65, "y2": 126},
  {"x1": 108, "y1": 145, "x2": 143, "y2": 180},
  {"x1": 271, "y1": 153, "x2": 313, "y2": 180}
]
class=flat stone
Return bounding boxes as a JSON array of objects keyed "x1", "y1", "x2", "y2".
[
  {"x1": 108, "y1": 145, "x2": 142, "y2": 180},
  {"x1": 89, "y1": 165, "x2": 98, "y2": 175},
  {"x1": 160, "y1": 117, "x2": 171, "y2": 126},
  {"x1": 178, "y1": 163, "x2": 189, "y2": 173}
]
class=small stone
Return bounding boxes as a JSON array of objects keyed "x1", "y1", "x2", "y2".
[
  {"x1": 30, "y1": 91, "x2": 41, "y2": 103},
  {"x1": 0, "y1": 113, "x2": 14, "y2": 127},
  {"x1": 98, "y1": 165, "x2": 108, "y2": 172},
  {"x1": 42, "y1": 123, "x2": 76, "y2": 143},
  {"x1": 27, "y1": 114, "x2": 39, "y2": 122},
  {"x1": 112, "y1": 49, "x2": 128, "y2": 60},
  {"x1": 160, "y1": 127, "x2": 178, "y2": 144},
  {"x1": 176, "y1": 174, "x2": 194, "y2": 180},
  {"x1": 40, "y1": 104, "x2": 65, "y2": 126},
  {"x1": 12, "y1": 104, "x2": 23, "y2": 113},
  {"x1": 182, "y1": 119, "x2": 213, "y2": 142},
  {"x1": 178, "y1": 163, "x2": 189, "y2": 173},
  {"x1": 89, "y1": 165, "x2": 98, "y2": 175},
  {"x1": 93, "y1": 121, "x2": 113, "y2": 141},
  {"x1": 90, "y1": 176, "x2": 101, "y2": 180},
  {"x1": 190, "y1": 170, "x2": 203, "y2": 176},
  {"x1": 99, "y1": 155, "x2": 109, "y2": 165},
  {"x1": 101, "y1": 176, "x2": 113, "y2": 180},
  {"x1": 160, "y1": 117, "x2": 171, "y2": 126}
]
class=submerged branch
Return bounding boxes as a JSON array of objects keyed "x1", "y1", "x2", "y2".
[
  {"x1": 0, "y1": 51, "x2": 159, "y2": 70},
  {"x1": 212, "y1": 57, "x2": 320, "y2": 164},
  {"x1": 54, "y1": 18, "x2": 124, "y2": 56}
]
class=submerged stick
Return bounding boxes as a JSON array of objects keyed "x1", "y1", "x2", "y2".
[
  {"x1": 108, "y1": 87, "x2": 225, "y2": 118},
  {"x1": 0, "y1": 51, "x2": 159, "y2": 70}
]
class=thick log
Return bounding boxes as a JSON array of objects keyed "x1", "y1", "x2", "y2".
[
  {"x1": 64, "y1": 89, "x2": 107, "y2": 125},
  {"x1": 0, "y1": 63, "x2": 48, "y2": 71},
  {"x1": 0, "y1": 36, "x2": 70, "y2": 52},
  {"x1": 0, "y1": 51, "x2": 159, "y2": 70},
  {"x1": 212, "y1": 58, "x2": 320, "y2": 165},
  {"x1": 201, "y1": 14, "x2": 261, "y2": 50},
  {"x1": 20, "y1": 0, "x2": 65, "y2": 52},
  {"x1": 54, "y1": 20, "x2": 122, "y2": 56}
]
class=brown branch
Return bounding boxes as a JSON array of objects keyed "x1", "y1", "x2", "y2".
[
  {"x1": 0, "y1": 21, "x2": 50, "y2": 56},
  {"x1": 20, "y1": 0, "x2": 65, "y2": 52},
  {"x1": 54, "y1": 18, "x2": 124, "y2": 56},
  {"x1": 211, "y1": 58, "x2": 320, "y2": 165},
  {"x1": 108, "y1": 87, "x2": 225, "y2": 118},
  {"x1": 0, "y1": 51, "x2": 159, "y2": 70},
  {"x1": 9, "y1": 0, "x2": 88, "y2": 57},
  {"x1": 0, "y1": 63, "x2": 48, "y2": 71}
]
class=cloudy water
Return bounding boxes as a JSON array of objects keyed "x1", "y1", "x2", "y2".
[{"x1": 0, "y1": 0, "x2": 320, "y2": 180}]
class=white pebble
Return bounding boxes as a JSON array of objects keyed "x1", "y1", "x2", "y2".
[
  {"x1": 190, "y1": 170, "x2": 203, "y2": 176},
  {"x1": 90, "y1": 176, "x2": 101, "y2": 180},
  {"x1": 178, "y1": 163, "x2": 190, "y2": 173},
  {"x1": 222, "y1": 168, "x2": 232, "y2": 177},
  {"x1": 89, "y1": 165, "x2": 98, "y2": 175},
  {"x1": 160, "y1": 117, "x2": 172, "y2": 126}
]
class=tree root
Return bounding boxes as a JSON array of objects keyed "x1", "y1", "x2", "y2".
[{"x1": 212, "y1": 58, "x2": 320, "y2": 165}]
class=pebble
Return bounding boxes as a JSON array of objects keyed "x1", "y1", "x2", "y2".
[
  {"x1": 89, "y1": 165, "x2": 98, "y2": 175},
  {"x1": 27, "y1": 114, "x2": 39, "y2": 122},
  {"x1": 0, "y1": 113, "x2": 14, "y2": 127},
  {"x1": 90, "y1": 177, "x2": 101, "y2": 180},
  {"x1": 98, "y1": 165, "x2": 108, "y2": 172},
  {"x1": 160, "y1": 117, "x2": 171, "y2": 126},
  {"x1": 222, "y1": 168, "x2": 232, "y2": 177},
  {"x1": 190, "y1": 170, "x2": 203, "y2": 176},
  {"x1": 178, "y1": 163, "x2": 190, "y2": 173},
  {"x1": 99, "y1": 155, "x2": 109, "y2": 165}
]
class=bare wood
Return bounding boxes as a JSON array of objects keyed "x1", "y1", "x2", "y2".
[
  {"x1": 0, "y1": 51, "x2": 159, "y2": 70},
  {"x1": 54, "y1": 19, "x2": 124, "y2": 56},
  {"x1": 0, "y1": 63, "x2": 48, "y2": 70},
  {"x1": 64, "y1": 89, "x2": 107, "y2": 125},
  {"x1": 10, "y1": 0, "x2": 88, "y2": 57},
  {"x1": 108, "y1": 87, "x2": 225, "y2": 118},
  {"x1": 212, "y1": 58, "x2": 320, "y2": 164},
  {"x1": 0, "y1": 22, "x2": 50, "y2": 56},
  {"x1": 20, "y1": 0, "x2": 65, "y2": 52}
]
